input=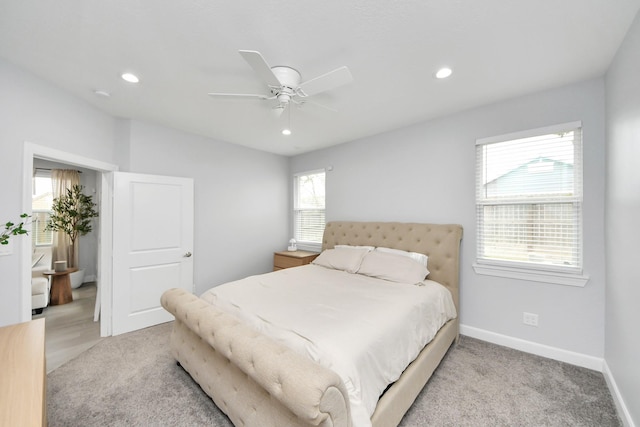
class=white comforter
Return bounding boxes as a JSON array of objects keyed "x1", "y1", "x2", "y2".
[{"x1": 200, "y1": 264, "x2": 457, "y2": 427}]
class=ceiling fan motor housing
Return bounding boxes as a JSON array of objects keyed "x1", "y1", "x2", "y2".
[
  {"x1": 271, "y1": 66, "x2": 301, "y2": 88},
  {"x1": 271, "y1": 66, "x2": 301, "y2": 104}
]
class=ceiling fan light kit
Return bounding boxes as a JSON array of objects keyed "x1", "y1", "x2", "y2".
[
  {"x1": 208, "y1": 50, "x2": 353, "y2": 134},
  {"x1": 272, "y1": 104, "x2": 286, "y2": 118},
  {"x1": 282, "y1": 100, "x2": 293, "y2": 136}
]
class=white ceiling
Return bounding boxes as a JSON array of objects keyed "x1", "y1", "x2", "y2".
[{"x1": 1, "y1": 1, "x2": 639, "y2": 156}]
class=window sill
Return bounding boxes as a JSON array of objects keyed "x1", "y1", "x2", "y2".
[{"x1": 472, "y1": 263, "x2": 589, "y2": 287}]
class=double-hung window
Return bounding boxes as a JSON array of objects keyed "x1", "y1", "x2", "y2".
[
  {"x1": 293, "y1": 170, "x2": 325, "y2": 251},
  {"x1": 474, "y1": 121, "x2": 587, "y2": 286},
  {"x1": 32, "y1": 170, "x2": 54, "y2": 247}
]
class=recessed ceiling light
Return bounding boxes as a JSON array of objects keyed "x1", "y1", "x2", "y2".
[
  {"x1": 435, "y1": 67, "x2": 453, "y2": 79},
  {"x1": 121, "y1": 72, "x2": 139, "y2": 83},
  {"x1": 282, "y1": 128, "x2": 292, "y2": 136},
  {"x1": 93, "y1": 90, "x2": 111, "y2": 98}
]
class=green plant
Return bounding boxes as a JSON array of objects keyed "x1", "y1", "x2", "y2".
[
  {"x1": 46, "y1": 185, "x2": 98, "y2": 268},
  {"x1": 0, "y1": 213, "x2": 29, "y2": 245}
]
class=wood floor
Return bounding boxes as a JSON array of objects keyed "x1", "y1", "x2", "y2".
[{"x1": 33, "y1": 282, "x2": 102, "y2": 373}]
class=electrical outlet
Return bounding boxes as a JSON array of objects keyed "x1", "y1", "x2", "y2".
[{"x1": 523, "y1": 312, "x2": 539, "y2": 327}]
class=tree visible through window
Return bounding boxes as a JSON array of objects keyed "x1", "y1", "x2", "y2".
[
  {"x1": 476, "y1": 123, "x2": 583, "y2": 271},
  {"x1": 294, "y1": 170, "x2": 325, "y2": 249}
]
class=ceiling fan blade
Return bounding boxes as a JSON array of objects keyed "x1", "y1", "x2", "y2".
[
  {"x1": 296, "y1": 98, "x2": 338, "y2": 113},
  {"x1": 297, "y1": 66, "x2": 353, "y2": 97},
  {"x1": 208, "y1": 92, "x2": 270, "y2": 100},
  {"x1": 238, "y1": 50, "x2": 282, "y2": 87}
]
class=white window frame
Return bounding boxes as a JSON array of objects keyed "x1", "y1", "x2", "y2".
[
  {"x1": 293, "y1": 169, "x2": 325, "y2": 252},
  {"x1": 32, "y1": 170, "x2": 53, "y2": 247},
  {"x1": 473, "y1": 121, "x2": 589, "y2": 287}
]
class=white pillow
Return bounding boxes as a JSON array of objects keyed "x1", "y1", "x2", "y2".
[
  {"x1": 357, "y1": 250, "x2": 429, "y2": 284},
  {"x1": 375, "y1": 247, "x2": 428, "y2": 268},
  {"x1": 312, "y1": 247, "x2": 370, "y2": 273}
]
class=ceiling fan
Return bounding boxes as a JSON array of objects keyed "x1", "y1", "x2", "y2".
[{"x1": 208, "y1": 50, "x2": 353, "y2": 117}]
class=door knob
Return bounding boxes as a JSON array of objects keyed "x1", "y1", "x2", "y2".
[{"x1": 184, "y1": 252, "x2": 192, "y2": 257}]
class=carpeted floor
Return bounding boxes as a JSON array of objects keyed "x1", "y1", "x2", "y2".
[{"x1": 47, "y1": 322, "x2": 621, "y2": 427}]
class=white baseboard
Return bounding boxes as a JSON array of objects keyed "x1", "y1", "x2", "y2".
[
  {"x1": 84, "y1": 274, "x2": 97, "y2": 283},
  {"x1": 603, "y1": 361, "x2": 636, "y2": 427},
  {"x1": 459, "y1": 324, "x2": 604, "y2": 371}
]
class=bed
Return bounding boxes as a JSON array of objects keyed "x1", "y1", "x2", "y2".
[{"x1": 161, "y1": 221, "x2": 463, "y2": 427}]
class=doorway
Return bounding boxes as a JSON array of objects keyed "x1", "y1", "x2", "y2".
[
  {"x1": 30, "y1": 158, "x2": 101, "y2": 371},
  {"x1": 21, "y1": 142, "x2": 117, "y2": 338}
]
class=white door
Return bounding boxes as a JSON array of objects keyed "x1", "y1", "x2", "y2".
[{"x1": 112, "y1": 172, "x2": 194, "y2": 335}]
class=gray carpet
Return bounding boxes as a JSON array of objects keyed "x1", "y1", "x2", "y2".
[{"x1": 47, "y1": 322, "x2": 621, "y2": 426}]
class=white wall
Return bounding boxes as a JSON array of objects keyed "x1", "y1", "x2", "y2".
[
  {"x1": 0, "y1": 58, "x2": 119, "y2": 325},
  {"x1": 605, "y1": 10, "x2": 640, "y2": 426},
  {"x1": 119, "y1": 120, "x2": 290, "y2": 294},
  {"x1": 291, "y1": 78, "x2": 606, "y2": 359}
]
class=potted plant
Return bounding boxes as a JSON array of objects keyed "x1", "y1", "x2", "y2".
[
  {"x1": 46, "y1": 185, "x2": 98, "y2": 288},
  {"x1": 1, "y1": 213, "x2": 29, "y2": 245}
]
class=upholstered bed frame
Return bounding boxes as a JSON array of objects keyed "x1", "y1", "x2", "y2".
[{"x1": 161, "y1": 222, "x2": 463, "y2": 427}]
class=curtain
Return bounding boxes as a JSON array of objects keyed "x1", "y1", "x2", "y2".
[{"x1": 52, "y1": 169, "x2": 80, "y2": 268}]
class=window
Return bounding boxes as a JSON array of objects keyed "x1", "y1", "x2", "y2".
[
  {"x1": 32, "y1": 171, "x2": 53, "y2": 246},
  {"x1": 474, "y1": 122, "x2": 587, "y2": 286},
  {"x1": 293, "y1": 170, "x2": 325, "y2": 251}
]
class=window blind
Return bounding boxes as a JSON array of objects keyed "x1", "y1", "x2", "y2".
[
  {"x1": 294, "y1": 170, "x2": 325, "y2": 246},
  {"x1": 32, "y1": 171, "x2": 54, "y2": 247},
  {"x1": 476, "y1": 122, "x2": 583, "y2": 272},
  {"x1": 31, "y1": 211, "x2": 53, "y2": 246}
]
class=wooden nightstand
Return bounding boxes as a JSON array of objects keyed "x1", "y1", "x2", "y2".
[
  {"x1": 274, "y1": 250, "x2": 320, "y2": 271},
  {"x1": 0, "y1": 319, "x2": 46, "y2": 427}
]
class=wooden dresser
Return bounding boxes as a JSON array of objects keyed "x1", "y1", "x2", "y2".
[
  {"x1": 0, "y1": 318, "x2": 46, "y2": 426},
  {"x1": 273, "y1": 250, "x2": 320, "y2": 271}
]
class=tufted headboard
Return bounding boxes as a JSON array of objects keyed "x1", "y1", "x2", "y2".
[{"x1": 322, "y1": 222, "x2": 463, "y2": 311}]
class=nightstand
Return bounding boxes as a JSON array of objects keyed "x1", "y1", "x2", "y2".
[{"x1": 274, "y1": 250, "x2": 320, "y2": 271}]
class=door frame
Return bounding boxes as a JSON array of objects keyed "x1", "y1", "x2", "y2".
[{"x1": 22, "y1": 142, "x2": 118, "y2": 336}]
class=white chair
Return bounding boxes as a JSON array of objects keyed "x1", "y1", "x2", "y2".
[
  {"x1": 31, "y1": 277, "x2": 49, "y2": 314},
  {"x1": 31, "y1": 248, "x2": 52, "y2": 314}
]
